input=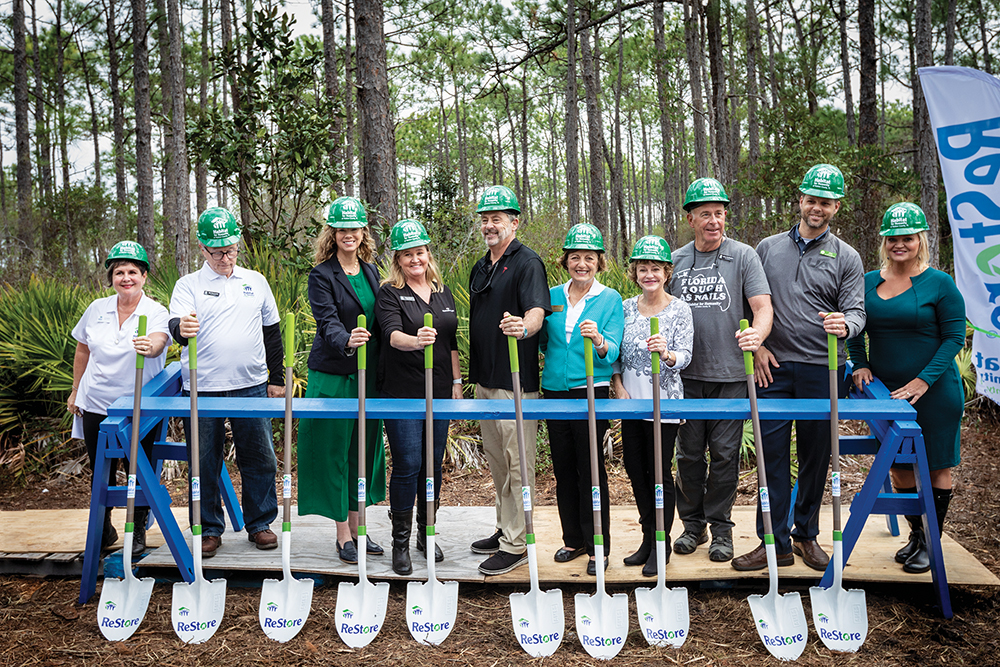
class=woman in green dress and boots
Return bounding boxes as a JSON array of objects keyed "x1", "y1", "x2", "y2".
[
  {"x1": 298, "y1": 196, "x2": 387, "y2": 563},
  {"x1": 847, "y1": 203, "x2": 966, "y2": 574}
]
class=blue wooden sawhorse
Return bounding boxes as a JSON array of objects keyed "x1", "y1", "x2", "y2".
[
  {"x1": 79, "y1": 364, "x2": 244, "y2": 604},
  {"x1": 82, "y1": 362, "x2": 949, "y2": 618}
]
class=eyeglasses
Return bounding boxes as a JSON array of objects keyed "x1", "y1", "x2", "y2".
[
  {"x1": 470, "y1": 258, "x2": 506, "y2": 294},
  {"x1": 205, "y1": 247, "x2": 238, "y2": 260}
]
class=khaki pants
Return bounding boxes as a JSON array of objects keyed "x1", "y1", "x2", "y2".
[{"x1": 476, "y1": 384, "x2": 538, "y2": 554}]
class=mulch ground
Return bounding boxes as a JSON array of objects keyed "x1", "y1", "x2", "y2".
[{"x1": 1, "y1": 413, "x2": 999, "y2": 666}]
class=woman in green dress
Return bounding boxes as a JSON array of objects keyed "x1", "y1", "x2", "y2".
[
  {"x1": 847, "y1": 203, "x2": 966, "y2": 574},
  {"x1": 298, "y1": 196, "x2": 387, "y2": 563}
]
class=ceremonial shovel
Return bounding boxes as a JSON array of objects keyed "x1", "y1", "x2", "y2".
[
  {"x1": 98, "y1": 315, "x2": 154, "y2": 641},
  {"x1": 259, "y1": 312, "x2": 314, "y2": 642},
  {"x1": 635, "y1": 316, "x2": 690, "y2": 648}
]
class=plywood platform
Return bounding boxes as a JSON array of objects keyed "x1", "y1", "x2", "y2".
[{"x1": 2, "y1": 505, "x2": 996, "y2": 587}]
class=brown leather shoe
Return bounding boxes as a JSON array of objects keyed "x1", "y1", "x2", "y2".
[
  {"x1": 792, "y1": 539, "x2": 829, "y2": 571},
  {"x1": 731, "y1": 544, "x2": 794, "y2": 571},
  {"x1": 202, "y1": 535, "x2": 222, "y2": 558},
  {"x1": 248, "y1": 528, "x2": 278, "y2": 550}
]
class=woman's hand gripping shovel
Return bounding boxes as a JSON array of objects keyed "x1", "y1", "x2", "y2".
[
  {"x1": 741, "y1": 319, "x2": 807, "y2": 661},
  {"x1": 406, "y1": 314, "x2": 459, "y2": 646},
  {"x1": 506, "y1": 335, "x2": 564, "y2": 657},
  {"x1": 335, "y1": 315, "x2": 389, "y2": 648},
  {"x1": 172, "y1": 335, "x2": 227, "y2": 644},
  {"x1": 259, "y1": 313, "x2": 314, "y2": 642},
  {"x1": 635, "y1": 316, "x2": 690, "y2": 648},
  {"x1": 574, "y1": 337, "x2": 629, "y2": 660},
  {"x1": 98, "y1": 315, "x2": 154, "y2": 641},
  {"x1": 809, "y1": 333, "x2": 868, "y2": 652}
]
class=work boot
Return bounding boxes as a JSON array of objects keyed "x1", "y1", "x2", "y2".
[
  {"x1": 132, "y1": 507, "x2": 150, "y2": 558},
  {"x1": 101, "y1": 508, "x2": 118, "y2": 550},
  {"x1": 904, "y1": 488, "x2": 952, "y2": 575},
  {"x1": 415, "y1": 500, "x2": 444, "y2": 562},
  {"x1": 390, "y1": 508, "x2": 413, "y2": 575}
]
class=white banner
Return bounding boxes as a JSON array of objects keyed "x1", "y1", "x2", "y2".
[{"x1": 919, "y1": 66, "x2": 1000, "y2": 406}]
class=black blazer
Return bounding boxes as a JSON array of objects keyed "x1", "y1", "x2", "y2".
[{"x1": 307, "y1": 255, "x2": 381, "y2": 376}]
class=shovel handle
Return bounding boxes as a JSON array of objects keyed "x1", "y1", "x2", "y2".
[
  {"x1": 135, "y1": 316, "x2": 147, "y2": 369},
  {"x1": 507, "y1": 335, "x2": 519, "y2": 373},
  {"x1": 650, "y1": 317, "x2": 659, "y2": 374},
  {"x1": 584, "y1": 337, "x2": 593, "y2": 377},
  {"x1": 425, "y1": 313, "x2": 433, "y2": 369},
  {"x1": 285, "y1": 312, "x2": 296, "y2": 369},
  {"x1": 740, "y1": 319, "x2": 752, "y2": 375},
  {"x1": 189, "y1": 335, "x2": 197, "y2": 370},
  {"x1": 828, "y1": 332, "x2": 837, "y2": 371},
  {"x1": 357, "y1": 314, "x2": 366, "y2": 370}
]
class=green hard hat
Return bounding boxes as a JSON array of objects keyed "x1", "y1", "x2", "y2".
[
  {"x1": 197, "y1": 207, "x2": 242, "y2": 247},
  {"x1": 390, "y1": 218, "x2": 432, "y2": 251},
  {"x1": 105, "y1": 240, "x2": 149, "y2": 271},
  {"x1": 563, "y1": 223, "x2": 605, "y2": 252},
  {"x1": 630, "y1": 235, "x2": 673, "y2": 263},
  {"x1": 477, "y1": 185, "x2": 521, "y2": 214},
  {"x1": 683, "y1": 177, "x2": 730, "y2": 211},
  {"x1": 327, "y1": 196, "x2": 368, "y2": 228},
  {"x1": 799, "y1": 163, "x2": 845, "y2": 199},
  {"x1": 880, "y1": 202, "x2": 929, "y2": 236}
]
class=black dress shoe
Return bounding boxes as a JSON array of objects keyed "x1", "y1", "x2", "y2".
[
  {"x1": 337, "y1": 539, "x2": 358, "y2": 564},
  {"x1": 586, "y1": 557, "x2": 609, "y2": 575},
  {"x1": 642, "y1": 547, "x2": 669, "y2": 577},
  {"x1": 354, "y1": 536, "x2": 384, "y2": 555},
  {"x1": 554, "y1": 546, "x2": 587, "y2": 563},
  {"x1": 623, "y1": 536, "x2": 653, "y2": 566}
]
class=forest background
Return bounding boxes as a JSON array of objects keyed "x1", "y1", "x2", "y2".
[{"x1": 0, "y1": 0, "x2": 996, "y2": 477}]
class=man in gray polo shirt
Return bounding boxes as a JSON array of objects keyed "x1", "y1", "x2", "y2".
[{"x1": 668, "y1": 178, "x2": 772, "y2": 563}]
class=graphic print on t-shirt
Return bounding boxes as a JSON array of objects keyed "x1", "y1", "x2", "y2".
[{"x1": 673, "y1": 264, "x2": 732, "y2": 312}]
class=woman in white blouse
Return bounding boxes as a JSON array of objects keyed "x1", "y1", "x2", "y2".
[{"x1": 612, "y1": 236, "x2": 693, "y2": 577}]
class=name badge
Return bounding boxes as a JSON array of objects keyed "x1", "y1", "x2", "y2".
[
  {"x1": 820, "y1": 249, "x2": 837, "y2": 258},
  {"x1": 400, "y1": 296, "x2": 416, "y2": 302},
  {"x1": 719, "y1": 254, "x2": 733, "y2": 262},
  {"x1": 552, "y1": 305, "x2": 564, "y2": 312},
  {"x1": 203, "y1": 290, "x2": 220, "y2": 297}
]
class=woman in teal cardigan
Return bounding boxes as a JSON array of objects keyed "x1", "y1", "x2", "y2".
[
  {"x1": 847, "y1": 203, "x2": 966, "y2": 575},
  {"x1": 540, "y1": 224, "x2": 624, "y2": 575}
]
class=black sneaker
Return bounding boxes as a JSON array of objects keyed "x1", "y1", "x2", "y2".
[
  {"x1": 478, "y1": 550, "x2": 527, "y2": 575},
  {"x1": 471, "y1": 529, "x2": 503, "y2": 555}
]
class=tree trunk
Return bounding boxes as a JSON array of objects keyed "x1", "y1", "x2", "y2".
[
  {"x1": 565, "y1": 0, "x2": 580, "y2": 225},
  {"x1": 521, "y1": 72, "x2": 531, "y2": 218},
  {"x1": 344, "y1": 0, "x2": 357, "y2": 196},
  {"x1": 168, "y1": 0, "x2": 190, "y2": 272},
  {"x1": 653, "y1": 0, "x2": 676, "y2": 245},
  {"x1": 105, "y1": 0, "x2": 127, "y2": 207},
  {"x1": 77, "y1": 41, "x2": 102, "y2": 190},
  {"x1": 54, "y1": 0, "x2": 69, "y2": 192},
  {"x1": 944, "y1": 0, "x2": 956, "y2": 66},
  {"x1": 13, "y1": 0, "x2": 33, "y2": 264},
  {"x1": 854, "y1": 0, "x2": 880, "y2": 269},
  {"x1": 706, "y1": 0, "x2": 727, "y2": 183},
  {"x1": 976, "y1": 0, "x2": 992, "y2": 73},
  {"x1": 914, "y1": 0, "x2": 939, "y2": 267},
  {"x1": 354, "y1": 0, "x2": 396, "y2": 234},
  {"x1": 29, "y1": 0, "x2": 51, "y2": 201},
  {"x1": 455, "y1": 72, "x2": 469, "y2": 202},
  {"x1": 837, "y1": 0, "x2": 855, "y2": 145},
  {"x1": 580, "y1": 27, "x2": 608, "y2": 239},
  {"x1": 196, "y1": 0, "x2": 209, "y2": 215},
  {"x1": 322, "y1": 0, "x2": 343, "y2": 194},
  {"x1": 684, "y1": 0, "x2": 708, "y2": 177},
  {"x1": 133, "y1": 0, "x2": 155, "y2": 265},
  {"x1": 612, "y1": 0, "x2": 626, "y2": 261},
  {"x1": 153, "y1": 0, "x2": 175, "y2": 256},
  {"x1": 746, "y1": 0, "x2": 760, "y2": 214}
]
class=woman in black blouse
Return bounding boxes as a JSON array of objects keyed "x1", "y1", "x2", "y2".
[{"x1": 375, "y1": 219, "x2": 463, "y2": 575}]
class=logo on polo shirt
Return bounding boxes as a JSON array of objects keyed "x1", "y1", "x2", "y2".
[{"x1": 242, "y1": 283, "x2": 254, "y2": 297}]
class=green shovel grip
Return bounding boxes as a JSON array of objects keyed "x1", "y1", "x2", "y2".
[
  {"x1": 284, "y1": 312, "x2": 295, "y2": 368},
  {"x1": 135, "y1": 315, "x2": 147, "y2": 370},
  {"x1": 189, "y1": 335, "x2": 197, "y2": 370},
  {"x1": 357, "y1": 314, "x2": 366, "y2": 370},
  {"x1": 508, "y1": 335, "x2": 519, "y2": 373},
  {"x1": 650, "y1": 316, "x2": 660, "y2": 375},
  {"x1": 585, "y1": 336, "x2": 594, "y2": 377},
  {"x1": 740, "y1": 318, "x2": 751, "y2": 375},
  {"x1": 828, "y1": 332, "x2": 837, "y2": 371},
  {"x1": 424, "y1": 313, "x2": 433, "y2": 369}
]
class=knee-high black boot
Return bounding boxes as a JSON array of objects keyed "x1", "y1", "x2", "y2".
[
  {"x1": 390, "y1": 508, "x2": 413, "y2": 575},
  {"x1": 904, "y1": 488, "x2": 952, "y2": 574},
  {"x1": 416, "y1": 500, "x2": 444, "y2": 562},
  {"x1": 102, "y1": 508, "x2": 119, "y2": 550},
  {"x1": 894, "y1": 487, "x2": 921, "y2": 564},
  {"x1": 132, "y1": 507, "x2": 149, "y2": 557}
]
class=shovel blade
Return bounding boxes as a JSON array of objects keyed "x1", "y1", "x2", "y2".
[
  {"x1": 259, "y1": 575, "x2": 314, "y2": 643},
  {"x1": 171, "y1": 576, "x2": 227, "y2": 644},
  {"x1": 509, "y1": 587, "x2": 564, "y2": 657},
  {"x1": 335, "y1": 579, "x2": 389, "y2": 648},
  {"x1": 97, "y1": 570, "x2": 154, "y2": 641},
  {"x1": 748, "y1": 590, "x2": 808, "y2": 661},
  {"x1": 809, "y1": 584, "x2": 868, "y2": 653},
  {"x1": 574, "y1": 591, "x2": 629, "y2": 660},
  {"x1": 405, "y1": 578, "x2": 459, "y2": 646},
  {"x1": 635, "y1": 584, "x2": 690, "y2": 648}
]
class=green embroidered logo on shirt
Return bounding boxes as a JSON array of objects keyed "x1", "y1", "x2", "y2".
[{"x1": 820, "y1": 249, "x2": 837, "y2": 258}]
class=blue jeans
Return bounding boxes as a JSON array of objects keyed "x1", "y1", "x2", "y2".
[
  {"x1": 182, "y1": 382, "x2": 277, "y2": 537},
  {"x1": 383, "y1": 417, "x2": 448, "y2": 511}
]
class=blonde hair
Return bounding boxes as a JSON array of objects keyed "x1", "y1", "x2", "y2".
[
  {"x1": 627, "y1": 259, "x2": 673, "y2": 285},
  {"x1": 878, "y1": 230, "x2": 930, "y2": 271},
  {"x1": 381, "y1": 246, "x2": 445, "y2": 292},
  {"x1": 313, "y1": 225, "x2": 377, "y2": 265}
]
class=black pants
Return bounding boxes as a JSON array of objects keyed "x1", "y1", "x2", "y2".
[
  {"x1": 83, "y1": 410, "x2": 157, "y2": 498},
  {"x1": 622, "y1": 419, "x2": 679, "y2": 542},
  {"x1": 545, "y1": 387, "x2": 611, "y2": 556}
]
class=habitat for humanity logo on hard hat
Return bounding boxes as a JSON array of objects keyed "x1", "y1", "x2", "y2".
[
  {"x1": 811, "y1": 166, "x2": 837, "y2": 190},
  {"x1": 341, "y1": 199, "x2": 362, "y2": 220},
  {"x1": 482, "y1": 187, "x2": 502, "y2": 206}
]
